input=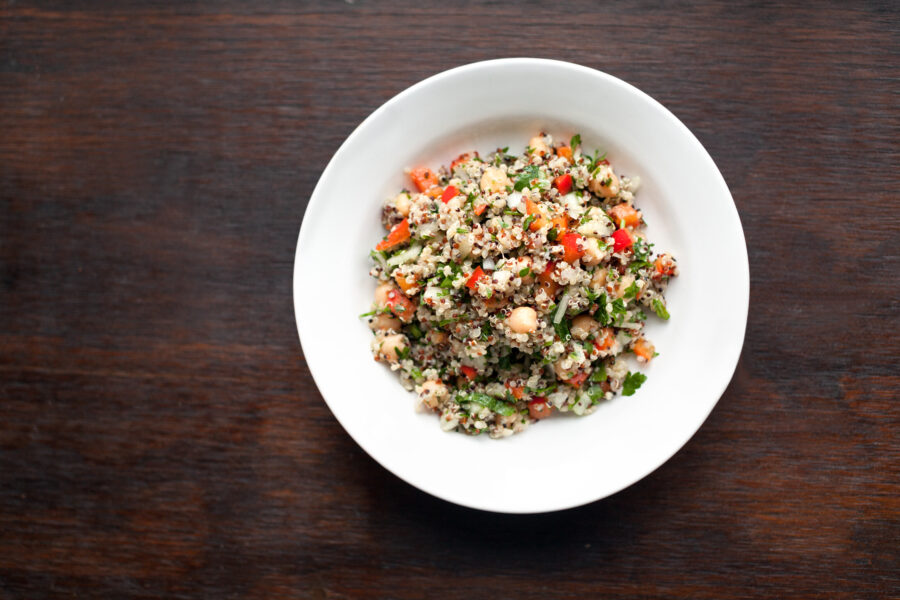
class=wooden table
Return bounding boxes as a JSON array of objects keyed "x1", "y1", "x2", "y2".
[{"x1": 2, "y1": 2, "x2": 897, "y2": 598}]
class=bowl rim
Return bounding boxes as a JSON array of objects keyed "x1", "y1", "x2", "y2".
[{"x1": 294, "y1": 57, "x2": 749, "y2": 513}]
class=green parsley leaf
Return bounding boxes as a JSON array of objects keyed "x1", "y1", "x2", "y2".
[
  {"x1": 519, "y1": 267, "x2": 532, "y2": 278},
  {"x1": 395, "y1": 345, "x2": 411, "y2": 361},
  {"x1": 406, "y1": 322, "x2": 424, "y2": 339},
  {"x1": 652, "y1": 298, "x2": 670, "y2": 320},
  {"x1": 523, "y1": 214, "x2": 536, "y2": 230},
  {"x1": 570, "y1": 133, "x2": 582, "y2": 150},
  {"x1": 514, "y1": 165, "x2": 541, "y2": 191},
  {"x1": 590, "y1": 363, "x2": 607, "y2": 382},
  {"x1": 594, "y1": 292, "x2": 610, "y2": 325},
  {"x1": 585, "y1": 385, "x2": 606, "y2": 404},
  {"x1": 624, "y1": 281, "x2": 639, "y2": 299},
  {"x1": 553, "y1": 318, "x2": 571, "y2": 341},
  {"x1": 622, "y1": 371, "x2": 647, "y2": 396},
  {"x1": 547, "y1": 227, "x2": 559, "y2": 242}
]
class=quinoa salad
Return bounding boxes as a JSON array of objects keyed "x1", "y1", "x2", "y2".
[{"x1": 361, "y1": 133, "x2": 678, "y2": 438}]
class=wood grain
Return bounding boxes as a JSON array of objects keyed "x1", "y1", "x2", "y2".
[{"x1": 1, "y1": 1, "x2": 898, "y2": 598}]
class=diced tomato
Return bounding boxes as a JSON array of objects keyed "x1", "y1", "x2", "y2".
[
  {"x1": 410, "y1": 167, "x2": 440, "y2": 193},
  {"x1": 608, "y1": 203, "x2": 642, "y2": 228},
  {"x1": 528, "y1": 397, "x2": 552, "y2": 420},
  {"x1": 612, "y1": 228, "x2": 633, "y2": 253},
  {"x1": 556, "y1": 146, "x2": 573, "y2": 161},
  {"x1": 466, "y1": 266, "x2": 485, "y2": 290},
  {"x1": 593, "y1": 327, "x2": 615, "y2": 352},
  {"x1": 375, "y1": 218, "x2": 411, "y2": 251},
  {"x1": 550, "y1": 214, "x2": 569, "y2": 234},
  {"x1": 474, "y1": 203, "x2": 487, "y2": 216},
  {"x1": 537, "y1": 261, "x2": 560, "y2": 298},
  {"x1": 552, "y1": 173, "x2": 573, "y2": 195},
  {"x1": 460, "y1": 365, "x2": 477, "y2": 380},
  {"x1": 564, "y1": 371, "x2": 589, "y2": 388},
  {"x1": 598, "y1": 158, "x2": 610, "y2": 166},
  {"x1": 524, "y1": 198, "x2": 548, "y2": 231},
  {"x1": 441, "y1": 185, "x2": 459, "y2": 203},
  {"x1": 632, "y1": 338, "x2": 655, "y2": 362},
  {"x1": 653, "y1": 254, "x2": 677, "y2": 279},
  {"x1": 506, "y1": 383, "x2": 524, "y2": 400},
  {"x1": 384, "y1": 287, "x2": 415, "y2": 323},
  {"x1": 560, "y1": 231, "x2": 584, "y2": 263},
  {"x1": 394, "y1": 272, "x2": 417, "y2": 294}
]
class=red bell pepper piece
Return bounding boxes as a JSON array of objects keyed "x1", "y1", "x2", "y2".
[
  {"x1": 612, "y1": 229, "x2": 633, "y2": 253},
  {"x1": 375, "y1": 219, "x2": 411, "y2": 251},
  {"x1": 559, "y1": 231, "x2": 584, "y2": 263},
  {"x1": 552, "y1": 173, "x2": 573, "y2": 195},
  {"x1": 441, "y1": 185, "x2": 459, "y2": 203},
  {"x1": 466, "y1": 266, "x2": 485, "y2": 290}
]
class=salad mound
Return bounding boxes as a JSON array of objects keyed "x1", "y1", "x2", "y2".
[{"x1": 362, "y1": 133, "x2": 678, "y2": 438}]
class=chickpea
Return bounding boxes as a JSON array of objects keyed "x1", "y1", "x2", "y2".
[
  {"x1": 428, "y1": 330, "x2": 449, "y2": 345},
  {"x1": 394, "y1": 192, "x2": 412, "y2": 217},
  {"x1": 377, "y1": 333, "x2": 408, "y2": 363},
  {"x1": 570, "y1": 314, "x2": 599, "y2": 340},
  {"x1": 590, "y1": 268, "x2": 608, "y2": 290},
  {"x1": 418, "y1": 380, "x2": 449, "y2": 410},
  {"x1": 480, "y1": 166, "x2": 511, "y2": 194},
  {"x1": 369, "y1": 313, "x2": 402, "y2": 331},
  {"x1": 528, "y1": 134, "x2": 551, "y2": 157},
  {"x1": 581, "y1": 237, "x2": 606, "y2": 267},
  {"x1": 374, "y1": 283, "x2": 395, "y2": 308},
  {"x1": 507, "y1": 306, "x2": 538, "y2": 334},
  {"x1": 588, "y1": 164, "x2": 620, "y2": 198}
]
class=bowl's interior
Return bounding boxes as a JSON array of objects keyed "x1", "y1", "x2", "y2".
[{"x1": 295, "y1": 59, "x2": 748, "y2": 513}]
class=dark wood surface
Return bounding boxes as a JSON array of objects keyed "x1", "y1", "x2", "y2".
[{"x1": 2, "y1": 1, "x2": 898, "y2": 598}]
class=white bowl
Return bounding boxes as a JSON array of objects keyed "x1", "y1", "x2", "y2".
[{"x1": 293, "y1": 58, "x2": 748, "y2": 513}]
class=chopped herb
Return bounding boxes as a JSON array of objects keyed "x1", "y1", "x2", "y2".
[
  {"x1": 406, "y1": 322, "x2": 424, "y2": 339},
  {"x1": 547, "y1": 227, "x2": 559, "y2": 242},
  {"x1": 622, "y1": 371, "x2": 647, "y2": 396},
  {"x1": 518, "y1": 267, "x2": 532, "y2": 277},
  {"x1": 624, "y1": 281, "x2": 639, "y2": 299},
  {"x1": 590, "y1": 363, "x2": 608, "y2": 382},
  {"x1": 523, "y1": 214, "x2": 536, "y2": 230},
  {"x1": 459, "y1": 392, "x2": 516, "y2": 416},
  {"x1": 583, "y1": 341, "x2": 594, "y2": 355},
  {"x1": 553, "y1": 317, "x2": 571, "y2": 341},
  {"x1": 498, "y1": 353, "x2": 512, "y2": 370},
  {"x1": 610, "y1": 298, "x2": 627, "y2": 325},
  {"x1": 456, "y1": 227, "x2": 468, "y2": 234},
  {"x1": 570, "y1": 133, "x2": 582, "y2": 149},
  {"x1": 480, "y1": 322, "x2": 493, "y2": 341},
  {"x1": 410, "y1": 367, "x2": 424, "y2": 382},
  {"x1": 359, "y1": 310, "x2": 376, "y2": 318},
  {"x1": 514, "y1": 165, "x2": 541, "y2": 191},
  {"x1": 595, "y1": 292, "x2": 610, "y2": 325},
  {"x1": 630, "y1": 239, "x2": 654, "y2": 273},
  {"x1": 530, "y1": 383, "x2": 558, "y2": 395},
  {"x1": 585, "y1": 385, "x2": 606, "y2": 404},
  {"x1": 652, "y1": 298, "x2": 670, "y2": 320},
  {"x1": 395, "y1": 345, "x2": 411, "y2": 361}
]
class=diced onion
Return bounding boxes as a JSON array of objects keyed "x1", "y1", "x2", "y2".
[
  {"x1": 387, "y1": 244, "x2": 422, "y2": 267},
  {"x1": 554, "y1": 290, "x2": 571, "y2": 324},
  {"x1": 482, "y1": 257, "x2": 496, "y2": 271}
]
